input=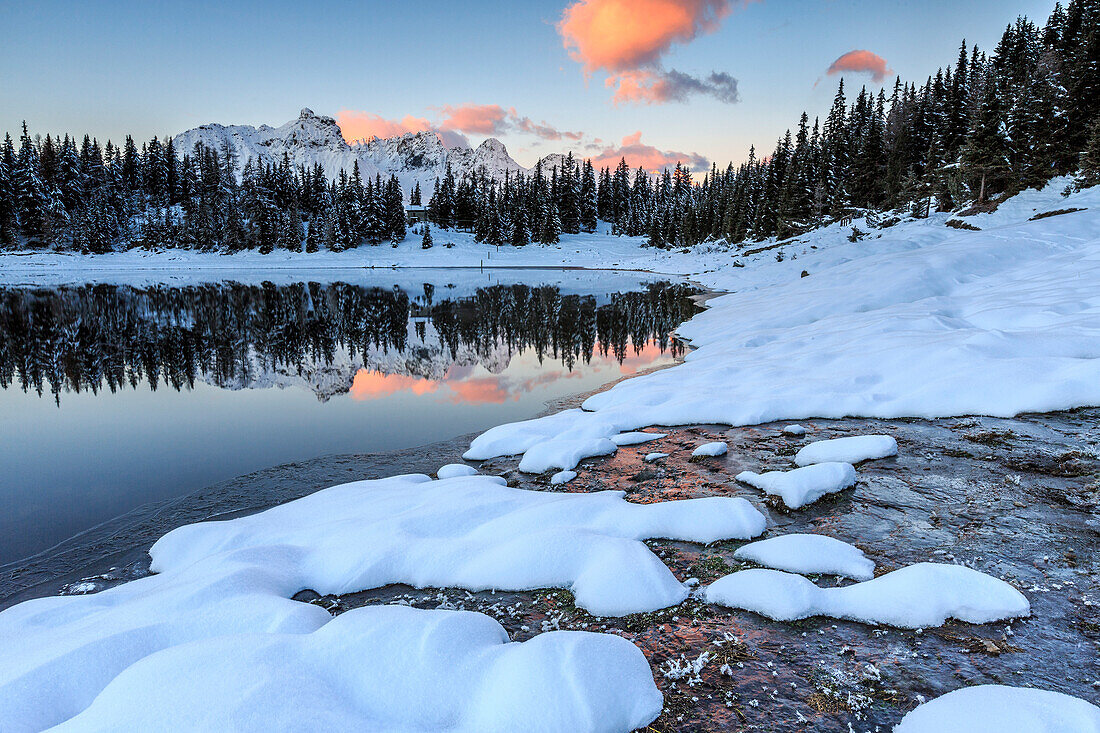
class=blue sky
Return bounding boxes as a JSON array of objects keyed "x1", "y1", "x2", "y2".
[{"x1": 0, "y1": 0, "x2": 1059, "y2": 168}]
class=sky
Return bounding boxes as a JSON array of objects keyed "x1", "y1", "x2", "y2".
[{"x1": 0, "y1": 0, "x2": 1060, "y2": 170}]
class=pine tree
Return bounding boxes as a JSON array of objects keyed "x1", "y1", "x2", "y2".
[
  {"x1": 0, "y1": 135, "x2": 16, "y2": 248},
  {"x1": 421, "y1": 223, "x2": 433, "y2": 249},
  {"x1": 1078, "y1": 114, "x2": 1100, "y2": 188},
  {"x1": 961, "y1": 76, "x2": 1012, "y2": 201}
]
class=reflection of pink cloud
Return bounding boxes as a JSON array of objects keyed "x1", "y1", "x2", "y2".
[
  {"x1": 825, "y1": 50, "x2": 892, "y2": 83},
  {"x1": 619, "y1": 341, "x2": 668, "y2": 375},
  {"x1": 350, "y1": 370, "x2": 439, "y2": 400},
  {"x1": 446, "y1": 377, "x2": 514, "y2": 405}
]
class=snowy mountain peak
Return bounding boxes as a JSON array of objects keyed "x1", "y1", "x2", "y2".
[{"x1": 174, "y1": 110, "x2": 538, "y2": 200}]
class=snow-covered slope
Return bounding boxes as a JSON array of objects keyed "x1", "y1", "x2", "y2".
[{"x1": 173, "y1": 109, "x2": 529, "y2": 200}]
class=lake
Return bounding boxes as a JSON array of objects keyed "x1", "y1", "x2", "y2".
[{"x1": 0, "y1": 270, "x2": 698, "y2": 565}]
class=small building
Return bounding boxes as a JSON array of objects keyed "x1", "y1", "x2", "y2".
[{"x1": 406, "y1": 205, "x2": 429, "y2": 224}]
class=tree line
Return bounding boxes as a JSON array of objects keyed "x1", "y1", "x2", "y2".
[{"x1": 1, "y1": 0, "x2": 1097, "y2": 253}]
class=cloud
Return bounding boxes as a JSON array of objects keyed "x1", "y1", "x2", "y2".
[
  {"x1": 589, "y1": 131, "x2": 708, "y2": 172},
  {"x1": 510, "y1": 109, "x2": 585, "y2": 142},
  {"x1": 436, "y1": 103, "x2": 510, "y2": 135},
  {"x1": 558, "y1": 0, "x2": 749, "y2": 105},
  {"x1": 336, "y1": 111, "x2": 431, "y2": 143},
  {"x1": 608, "y1": 68, "x2": 739, "y2": 104},
  {"x1": 825, "y1": 50, "x2": 892, "y2": 83},
  {"x1": 559, "y1": 0, "x2": 734, "y2": 72}
]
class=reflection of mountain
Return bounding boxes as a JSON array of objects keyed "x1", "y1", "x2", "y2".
[
  {"x1": 210, "y1": 324, "x2": 517, "y2": 402},
  {"x1": 0, "y1": 281, "x2": 695, "y2": 404}
]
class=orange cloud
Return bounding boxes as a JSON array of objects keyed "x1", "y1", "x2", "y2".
[
  {"x1": 825, "y1": 50, "x2": 892, "y2": 83},
  {"x1": 589, "y1": 131, "x2": 708, "y2": 172},
  {"x1": 437, "y1": 104, "x2": 510, "y2": 135},
  {"x1": 559, "y1": 0, "x2": 734, "y2": 73},
  {"x1": 350, "y1": 370, "x2": 439, "y2": 400},
  {"x1": 336, "y1": 111, "x2": 431, "y2": 144}
]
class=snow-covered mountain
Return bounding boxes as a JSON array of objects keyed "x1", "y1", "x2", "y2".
[{"x1": 173, "y1": 109, "x2": 534, "y2": 201}]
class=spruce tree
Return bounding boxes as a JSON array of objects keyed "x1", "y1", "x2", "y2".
[{"x1": 421, "y1": 223, "x2": 433, "y2": 249}]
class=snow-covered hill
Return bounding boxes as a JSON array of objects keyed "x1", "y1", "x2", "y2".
[{"x1": 173, "y1": 109, "x2": 533, "y2": 201}]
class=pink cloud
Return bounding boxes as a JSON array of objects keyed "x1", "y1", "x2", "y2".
[
  {"x1": 825, "y1": 49, "x2": 892, "y2": 83},
  {"x1": 437, "y1": 104, "x2": 510, "y2": 135},
  {"x1": 558, "y1": 0, "x2": 735, "y2": 73},
  {"x1": 336, "y1": 111, "x2": 431, "y2": 144},
  {"x1": 589, "y1": 131, "x2": 708, "y2": 172},
  {"x1": 557, "y1": 0, "x2": 749, "y2": 105}
]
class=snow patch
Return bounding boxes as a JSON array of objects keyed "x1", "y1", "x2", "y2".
[
  {"x1": 705, "y1": 563, "x2": 1029, "y2": 628},
  {"x1": 782, "y1": 424, "x2": 808, "y2": 436},
  {"x1": 692, "y1": 442, "x2": 729, "y2": 458},
  {"x1": 550, "y1": 470, "x2": 577, "y2": 485},
  {"x1": 437, "y1": 464, "x2": 479, "y2": 479},
  {"x1": 48, "y1": 605, "x2": 663, "y2": 733},
  {"x1": 735, "y1": 462, "x2": 857, "y2": 509},
  {"x1": 0, "y1": 474, "x2": 768, "y2": 730},
  {"x1": 611, "y1": 432, "x2": 667, "y2": 446},
  {"x1": 794, "y1": 435, "x2": 898, "y2": 467},
  {"x1": 895, "y1": 685, "x2": 1100, "y2": 733},
  {"x1": 733, "y1": 534, "x2": 875, "y2": 580}
]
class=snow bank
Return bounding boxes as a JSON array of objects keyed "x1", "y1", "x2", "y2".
[
  {"x1": 692, "y1": 442, "x2": 728, "y2": 458},
  {"x1": 705, "y1": 562, "x2": 1029, "y2": 628},
  {"x1": 50, "y1": 605, "x2": 663, "y2": 733},
  {"x1": 611, "y1": 432, "x2": 667, "y2": 446},
  {"x1": 463, "y1": 182, "x2": 1100, "y2": 473},
  {"x1": 895, "y1": 685, "x2": 1100, "y2": 733},
  {"x1": 437, "y1": 463, "x2": 479, "y2": 479},
  {"x1": 550, "y1": 470, "x2": 577, "y2": 485},
  {"x1": 735, "y1": 462, "x2": 857, "y2": 509},
  {"x1": 793, "y1": 436, "x2": 898, "y2": 467},
  {"x1": 0, "y1": 474, "x2": 767, "y2": 730},
  {"x1": 733, "y1": 534, "x2": 874, "y2": 580}
]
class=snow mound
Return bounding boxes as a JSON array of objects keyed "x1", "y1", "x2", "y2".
[
  {"x1": 733, "y1": 534, "x2": 875, "y2": 580},
  {"x1": 49, "y1": 605, "x2": 663, "y2": 733},
  {"x1": 550, "y1": 470, "x2": 577, "y2": 485},
  {"x1": 794, "y1": 435, "x2": 898, "y2": 466},
  {"x1": 611, "y1": 432, "x2": 667, "y2": 446},
  {"x1": 692, "y1": 442, "x2": 729, "y2": 458},
  {"x1": 464, "y1": 409, "x2": 621, "y2": 474},
  {"x1": 437, "y1": 463, "x2": 479, "y2": 479},
  {"x1": 645, "y1": 452, "x2": 669, "y2": 462},
  {"x1": 895, "y1": 685, "x2": 1100, "y2": 733},
  {"x1": 705, "y1": 562, "x2": 1029, "y2": 628},
  {"x1": 0, "y1": 474, "x2": 767, "y2": 729},
  {"x1": 735, "y1": 462, "x2": 857, "y2": 509},
  {"x1": 782, "y1": 424, "x2": 808, "y2": 436}
]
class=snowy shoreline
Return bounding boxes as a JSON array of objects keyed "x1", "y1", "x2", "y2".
[{"x1": 2, "y1": 179, "x2": 1099, "y2": 731}]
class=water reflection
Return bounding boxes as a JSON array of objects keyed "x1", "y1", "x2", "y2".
[
  {"x1": 0, "y1": 277, "x2": 698, "y2": 564},
  {"x1": 0, "y1": 281, "x2": 694, "y2": 404}
]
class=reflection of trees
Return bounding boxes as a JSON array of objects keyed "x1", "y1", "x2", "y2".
[{"x1": 0, "y1": 281, "x2": 695, "y2": 403}]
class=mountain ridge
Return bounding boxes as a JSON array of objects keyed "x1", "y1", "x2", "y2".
[{"x1": 173, "y1": 109, "x2": 555, "y2": 201}]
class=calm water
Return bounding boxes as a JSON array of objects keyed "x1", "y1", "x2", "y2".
[{"x1": 0, "y1": 271, "x2": 697, "y2": 564}]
